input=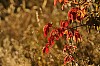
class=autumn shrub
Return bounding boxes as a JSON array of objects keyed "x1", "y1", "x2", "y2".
[{"x1": 43, "y1": 0, "x2": 100, "y2": 65}]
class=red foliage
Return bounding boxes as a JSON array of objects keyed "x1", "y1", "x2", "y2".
[
  {"x1": 42, "y1": 43, "x2": 49, "y2": 54},
  {"x1": 68, "y1": 7, "x2": 79, "y2": 21},
  {"x1": 68, "y1": 31, "x2": 73, "y2": 39},
  {"x1": 50, "y1": 27, "x2": 65, "y2": 41},
  {"x1": 57, "y1": 27, "x2": 65, "y2": 37},
  {"x1": 43, "y1": 20, "x2": 81, "y2": 65},
  {"x1": 63, "y1": 44, "x2": 77, "y2": 54},
  {"x1": 48, "y1": 35, "x2": 55, "y2": 47},
  {"x1": 68, "y1": 7, "x2": 86, "y2": 22},
  {"x1": 43, "y1": 23, "x2": 52, "y2": 37},
  {"x1": 60, "y1": 20, "x2": 69, "y2": 28},
  {"x1": 64, "y1": 55, "x2": 74, "y2": 64},
  {"x1": 54, "y1": 0, "x2": 58, "y2": 6},
  {"x1": 42, "y1": 0, "x2": 100, "y2": 65},
  {"x1": 59, "y1": 0, "x2": 63, "y2": 3},
  {"x1": 43, "y1": 21, "x2": 80, "y2": 54},
  {"x1": 74, "y1": 30, "x2": 82, "y2": 42}
]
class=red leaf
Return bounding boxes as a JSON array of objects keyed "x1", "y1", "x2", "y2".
[
  {"x1": 64, "y1": 55, "x2": 74, "y2": 64},
  {"x1": 48, "y1": 23, "x2": 52, "y2": 27},
  {"x1": 63, "y1": 44, "x2": 77, "y2": 54},
  {"x1": 68, "y1": 31, "x2": 73, "y2": 38},
  {"x1": 54, "y1": 0, "x2": 58, "y2": 6},
  {"x1": 43, "y1": 23, "x2": 52, "y2": 37},
  {"x1": 59, "y1": 0, "x2": 63, "y2": 3},
  {"x1": 43, "y1": 25, "x2": 49, "y2": 37},
  {"x1": 43, "y1": 46, "x2": 49, "y2": 54},
  {"x1": 55, "y1": 34, "x2": 59, "y2": 40},
  {"x1": 68, "y1": 7, "x2": 79, "y2": 21},
  {"x1": 48, "y1": 36, "x2": 55, "y2": 47},
  {"x1": 74, "y1": 30, "x2": 82, "y2": 42},
  {"x1": 60, "y1": 20, "x2": 69, "y2": 28},
  {"x1": 57, "y1": 28, "x2": 64, "y2": 37}
]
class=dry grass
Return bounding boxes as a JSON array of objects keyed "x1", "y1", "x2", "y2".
[{"x1": 0, "y1": 0, "x2": 100, "y2": 66}]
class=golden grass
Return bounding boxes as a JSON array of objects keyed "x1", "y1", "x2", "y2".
[{"x1": 0, "y1": 0, "x2": 100, "y2": 66}]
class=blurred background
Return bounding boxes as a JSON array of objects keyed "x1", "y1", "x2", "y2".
[{"x1": 0, "y1": 0, "x2": 100, "y2": 66}]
